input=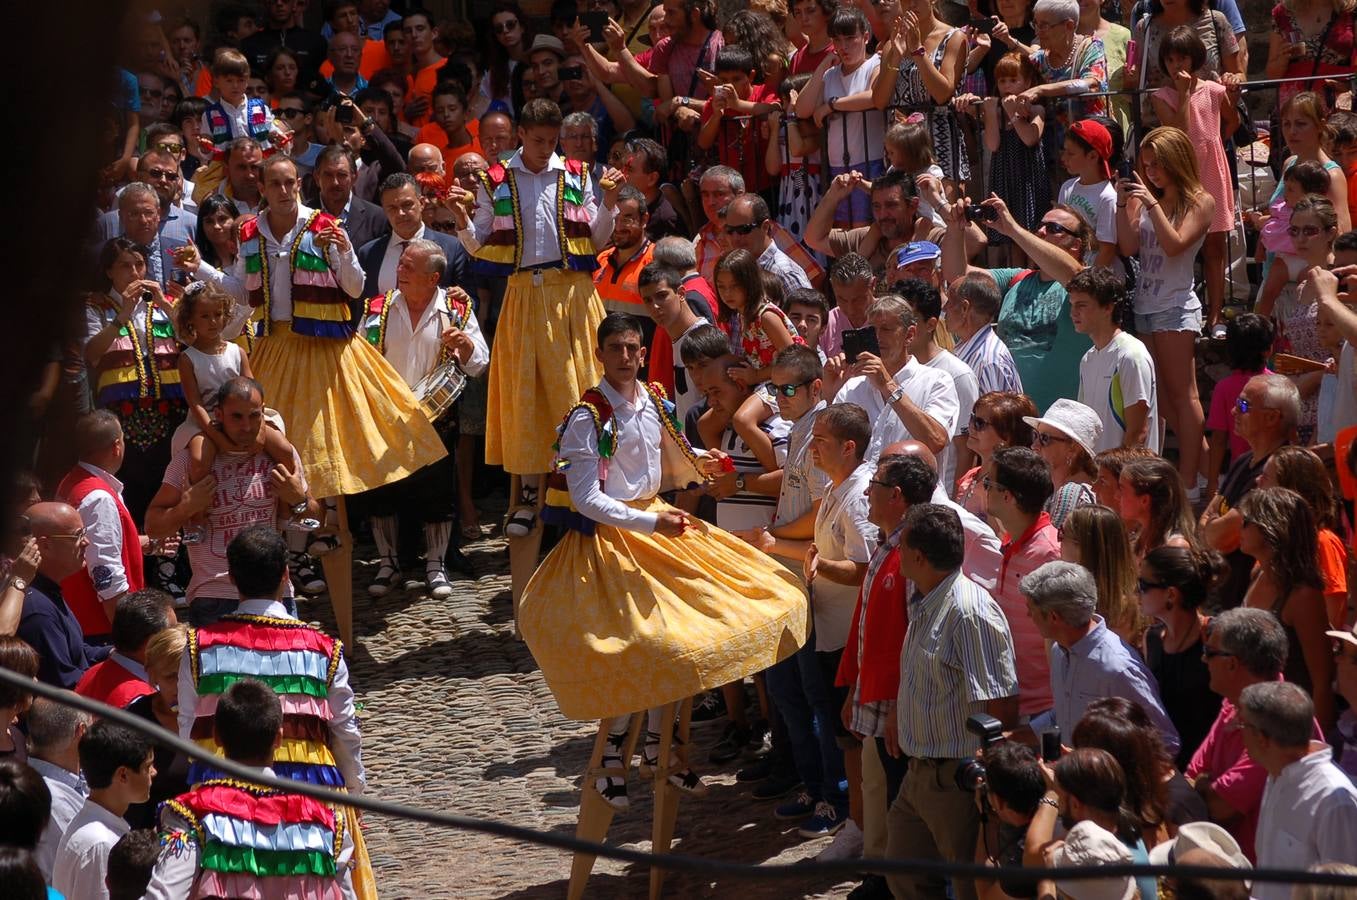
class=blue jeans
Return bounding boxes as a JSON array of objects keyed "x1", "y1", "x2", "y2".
[{"x1": 764, "y1": 639, "x2": 847, "y2": 808}]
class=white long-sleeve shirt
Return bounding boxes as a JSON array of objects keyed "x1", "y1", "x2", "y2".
[
  {"x1": 176, "y1": 598, "x2": 366, "y2": 794},
  {"x1": 69, "y1": 462, "x2": 133, "y2": 602},
  {"x1": 558, "y1": 379, "x2": 669, "y2": 534},
  {"x1": 457, "y1": 151, "x2": 615, "y2": 267},
  {"x1": 52, "y1": 798, "x2": 129, "y2": 900},
  {"x1": 197, "y1": 203, "x2": 365, "y2": 321},
  {"x1": 362, "y1": 288, "x2": 489, "y2": 388},
  {"x1": 141, "y1": 766, "x2": 356, "y2": 900}
]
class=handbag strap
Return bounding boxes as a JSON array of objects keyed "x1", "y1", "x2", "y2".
[{"x1": 686, "y1": 30, "x2": 718, "y2": 97}]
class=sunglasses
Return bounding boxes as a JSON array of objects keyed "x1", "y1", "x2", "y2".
[
  {"x1": 1287, "y1": 225, "x2": 1327, "y2": 238},
  {"x1": 1036, "y1": 221, "x2": 1077, "y2": 237},
  {"x1": 1136, "y1": 577, "x2": 1168, "y2": 594},
  {"x1": 144, "y1": 168, "x2": 178, "y2": 181},
  {"x1": 1033, "y1": 431, "x2": 1072, "y2": 448},
  {"x1": 1202, "y1": 646, "x2": 1234, "y2": 660},
  {"x1": 494, "y1": 19, "x2": 521, "y2": 32},
  {"x1": 278, "y1": 107, "x2": 307, "y2": 118},
  {"x1": 723, "y1": 221, "x2": 764, "y2": 235},
  {"x1": 45, "y1": 528, "x2": 87, "y2": 542},
  {"x1": 969, "y1": 413, "x2": 991, "y2": 433},
  {"x1": 153, "y1": 142, "x2": 185, "y2": 155},
  {"x1": 770, "y1": 379, "x2": 813, "y2": 397}
]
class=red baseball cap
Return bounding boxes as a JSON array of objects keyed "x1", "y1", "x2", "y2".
[{"x1": 1068, "y1": 119, "x2": 1114, "y2": 181}]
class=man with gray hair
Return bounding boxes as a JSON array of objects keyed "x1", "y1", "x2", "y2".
[
  {"x1": 1188, "y1": 606, "x2": 1322, "y2": 863},
  {"x1": 693, "y1": 166, "x2": 824, "y2": 288},
  {"x1": 27, "y1": 698, "x2": 93, "y2": 879},
  {"x1": 652, "y1": 236, "x2": 717, "y2": 323},
  {"x1": 96, "y1": 151, "x2": 198, "y2": 267},
  {"x1": 1022, "y1": 560, "x2": 1179, "y2": 754},
  {"x1": 821, "y1": 253, "x2": 875, "y2": 358},
  {"x1": 722, "y1": 193, "x2": 812, "y2": 297},
  {"x1": 942, "y1": 271, "x2": 1023, "y2": 396},
  {"x1": 105, "y1": 181, "x2": 192, "y2": 288},
  {"x1": 1201, "y1": 373, "x2": 1300, "y2": 604},
  {"x1": 1241, "y1": 680, "x2": 1357, "y2": 898},
  {"x1": 358, "y1": 239, "x2": 489, "y2": 597}
]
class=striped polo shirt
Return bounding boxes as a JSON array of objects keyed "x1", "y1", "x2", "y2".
[{"x1": 955, "y1": 323, "x2": 1024, "y2": 398}]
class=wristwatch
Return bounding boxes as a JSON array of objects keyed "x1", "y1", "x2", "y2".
[
  {"x1": 735, "y1": 473, "x2": 747, "y2": 492},
  {"x1": 886, "y1": 384, "x2": 906, "y2": 405},
  {"x1": 7, "y1": 576, "x2": 27, "y2": 593},
  {"x1": 291, "y1": 500, "x2": 309, "y2": 516}
]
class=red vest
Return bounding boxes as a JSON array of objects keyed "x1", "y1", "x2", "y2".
[
  {"x1": 836, "y1": 545, "x2": 908, "y2": 704},
  {"x1": 56, "y1": 466, "x2": 145, "y2": 637},
  {"x1": 74, "y1": 657, "x2": 155, "y2": 709}
]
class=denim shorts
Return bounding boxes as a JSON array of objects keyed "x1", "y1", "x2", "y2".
[{"x1": 1135, "y1": 304, "x2": 1203, "y2": 334}]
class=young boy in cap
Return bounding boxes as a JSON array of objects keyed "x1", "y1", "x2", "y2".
[{"x1": 1057, "y1": 119, "x2": 1121, "y2": 273}]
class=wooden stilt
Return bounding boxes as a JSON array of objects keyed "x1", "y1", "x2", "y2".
[
  {"x1": 319, "y1": 496, "x2": 354, "y2": 648},
  {"x1": 507, "y1": 474, "x2": 545, "y2": 637},
  {"x1": 649, "y1": 701, "x2": 682, "y2": 900},
  {"x1": 567, "y1": 715, "x2": 642, "y2": 900}
]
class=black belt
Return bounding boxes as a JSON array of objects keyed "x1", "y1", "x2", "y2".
[{"x1": 520, "y1": 261, "x2": 565, "y2": 273}]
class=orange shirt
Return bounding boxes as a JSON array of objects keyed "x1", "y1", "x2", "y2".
[
  {"x1": 409, "y1": 58, "x2": 447, "y2": 127},
  {"x1": 594, "y1": 242, "x2": 656, "y2": 314},
  {"x1": 1318, "y1": 527, "x2": 1350, "y2": 628},
  {"x1": 193, "y1": 66, "x2": 213, "y2": 98},
  {"x1": 417, "y1": 119, "x2": 482, "y2": 166},
  {"x1": 318, "y1": 39, "x2": 392, "y2": 82}
]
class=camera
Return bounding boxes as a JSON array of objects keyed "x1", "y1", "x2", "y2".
[
  {"x1": 964, "y1": 204, "x2": 999, "y2": 224},
  {"x1": 559, "y1": 65, "x2": 585, "y2": 82},
  {"x1": 970, "y1": 16, "x2": 996, "y2": 33},
  {"x1": 321, "y1": 91, "x2": 354, "y2": 123},
  {"x1": 955, "y1": 713, "x2": 1006, "y2": 791}
]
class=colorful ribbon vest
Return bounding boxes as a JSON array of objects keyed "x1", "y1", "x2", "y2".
[
  {"x1": 162, "y1": 779, "x2": 346, "y2": 899},
  {"x1": 470, "y1": 157, "x2": 599, "y2": 277},
  {"x1": 89, "y1": 299, "x2": 185, "y2": 449},
  {"x1": 204, "y1": 98, "x2": 273, "y2": 149},
  {"x1": 364, "y1": 289, "x2": 472, "y2": 369},
  {"x1": 56, "y1": 466, "x2": 145, "y2": 637},
  {"x1": 240, "y1": 211, "x2": 354, "y2": 339},
  {"x1": 186, "y1": 615, "x2": 345, "y2": 787}
]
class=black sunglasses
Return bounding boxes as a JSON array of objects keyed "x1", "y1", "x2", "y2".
[
  {"x1": 1136, "y1": 577, "x2": 1168, "y2": 594},
  {"x1": 770, "y1": 379, "x2": 813, "y2": 397},
  {"x1": 724, "y1": 221, "x2": 764, "y2": 235},
  {"x1": 279, "y1": 107, "x2": 307, "y2": 118},
  {"x1": 1036, "y1": 221, "x2": 1077, "y2": 237},
  {"x1": 969, "y1": 413, "x2": 990, "y2": 433}
]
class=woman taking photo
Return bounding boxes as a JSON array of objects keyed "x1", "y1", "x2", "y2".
[
  {"x1": 1238, "y1": 486, "x2": 1337, "y2": 731},
  {"x1": 1118, "y1": 456, "x2": 1199, "y2": 561},
  {"x1": 1061, "y1": 504, "x2": 1144, "y2": 644},
  {"x1": 1258, "y1": 446, "x2": 1349, "y2": 628},
  {"x1": 872, "y1": 0, "x2": 970, "y2": 185},
  {"x1": 1115, "y1": 126, "x2": 1213, "y2": 498},
  {"x1": 1138, "y1": 545, "x2": 1226, "y2": 767},
  {"x1": 955, "y1": 390, "x2": 1038, "y2": 520},
  {"x1": 1022, "y1": 397, "x2": 1100, "y2": 528}
]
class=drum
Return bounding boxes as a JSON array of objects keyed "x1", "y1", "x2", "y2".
[{"x1": 411, "y1": 360, "x2": 467, "y2": 423}]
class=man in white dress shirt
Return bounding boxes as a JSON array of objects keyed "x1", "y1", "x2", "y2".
[
  {"x1": 27, "y1": 698, "x2": 92, "y2": 881},
  {"x1": 52, "y1": 720, "x2": 156, "y2": 900},
  {"x1": 834, "y1": 294, "x2": 958, "y2": 467},
  {"x1": 1242, "y1": 680, "x2": 1357, "y2": 900},
  {"x1": 360, "y1": 239, "x2": 489, "y2": 597}
]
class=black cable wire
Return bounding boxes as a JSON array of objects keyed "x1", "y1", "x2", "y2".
[{"x1": 4, "y1": 667, "x2": 1357, "y2": 888}]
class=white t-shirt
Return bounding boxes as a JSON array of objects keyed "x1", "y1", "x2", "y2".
[
  {"x1": 924, "y1": 350, "x2": 979, "y2": 495},
  {"x1": 1320, "y1": 340, "x2": 1357, "y2": 443},
  {"x1": 811, "y1": 464, "x2": 878, "y2": 652},
  {"x1": 823, "y1": 55, "x2": 886, "y2": 168},
  {"x1": 1059, "y1": 177, "x2": 1128, "y2": 277},
  {"x1": 1078, "y1": 331, "x2": 1160, "y2": 453}
]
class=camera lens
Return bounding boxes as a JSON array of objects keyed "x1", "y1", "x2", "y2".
[{"x1": 955, "y1": 758, "x2": 986, "y2": 792}]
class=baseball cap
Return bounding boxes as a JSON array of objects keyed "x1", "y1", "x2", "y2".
[
  {"x1": 1068, "y1": 119, "x2": 1114, "y2": 182},
  {"x1": 894, "y1": 241, "x2": 941, "y2": 269}
]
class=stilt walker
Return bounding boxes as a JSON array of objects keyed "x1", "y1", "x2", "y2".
[
  {"x1": 518, "y1": 314, "x2": 808, "y2": 898},
  {"x1": 185, "y1": 155, "x2": 447, "y2": 648},
  {"x1": 449, "y1": 99, "x2": 620, "y2": 626}
]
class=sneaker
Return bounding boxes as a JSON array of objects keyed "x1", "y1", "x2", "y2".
[
  {"x1": 427, "y1": 567, "x2": 454, "y2": 599},
  {"x1": 742, "y1": 719, "x2": 772, "y2": 761},
  {"x1": 814, "y1": 819, "x2": 863, "y2": 861},
  {"x1": 846, "y1": 875, "x2": 892, "y2": 900},
  {"x1": 797, "y1": 801, "x2": 847, "y2": 839},
  {"x1": 690, "y1": 691, "x2": 727, "y2": 723},
  {"x1": 774, "y1": 789, "x2": 816, "y2": 820},
  {"x1": 736, "y1": 757, "x2": 772, "y2": 783},
  {"x1": 367, "y1": 559, "x2": 398, "y2": 598},
  {"x1": 708, "y1": 722, "x2": 750, "y2": 764},
  {"x1": 750, "y1": 772, "x2": 802, "y2": 801},
  {"x1": 1210, "y1": 322, "x2": 1228, "y2": 340},
  {"x1": 291, "y1": 553, "x2": 326, "y2": 595}
]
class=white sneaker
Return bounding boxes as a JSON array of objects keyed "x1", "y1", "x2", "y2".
[{"x1": 814, "y1": 819, "x2": 864, "y2": 862}]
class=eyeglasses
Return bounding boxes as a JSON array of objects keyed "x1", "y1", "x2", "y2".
[
  {"x1": 1036, "y1": 221, "x2": 1077, "y2": 237},
  {"x1": 1202, "y1": 646, "x2": 1235, "y2": 660},
  {"x1": 1234, "y1": 397, "x2": 1267, "y2": 414},
  {"x1": 45, "y1": 528, "x2": 87, "y2": 542},
  {"x1": 141, "y1": 87, "x2": 164, "y2": 99},
  {"x1": 1288, "y1": 225, "x2": 1326, "y2": 238},
  {"x1": 723, "y1": 221, "x2": 764, "y2": 235},
  {"x1": 278, "y1": 107, "x2": 307, "y2": 118},
  {"x1": 153, "y1": 142, "x2": 185, "y2": 156},
  {"x1": 981, "y1": 474, "x2": 1006, "y2": 493},
  {"x1": 869, "y1": 478, "x2": 897, "y2": 490},
  {"x1": 1033, "y1": 431, "x2": 1072, "y2": 448},
  {"x1": 969, "y1": 413, "x2": 991, "y2": 433},
  {"x1": 494, "y1": 19, "x2": 521, "y2": 32},
  {"x1": 770, "y1": 379, "x2": 813, "y2": 397},
  {"x1": 1136, "y1": 577, "x2": 1168, "y2": 594},
  {"x1": 144, "y1": 168, "x2": 178, "y2": 181}
]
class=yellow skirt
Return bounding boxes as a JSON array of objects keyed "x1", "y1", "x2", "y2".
[
  {"x1": 250, "y1": 322, "x2": 448, "y2": 498},
  {"x1": 485, "y1": 269, "x2": 604, "y2": 475},
  {"x1": 519, "y1": 498, "x2": 809, "y2": 720}
]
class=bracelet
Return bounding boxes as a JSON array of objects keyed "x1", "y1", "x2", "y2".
[
  {"x1": 1116, "y1": 203, "x2": 1127, "y2": 209},
  {"x1": 883, "y1": 63, "x2": 900, "y2": 72},
  {"x1": 1038, "y1": 796, "x2": 1059, "y2": 810},
  {"x1": 911, "y1": 46, "x2": 926, "y2": 56}
]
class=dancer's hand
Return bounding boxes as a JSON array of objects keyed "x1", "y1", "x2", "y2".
[
  {"x1": 655, "y1": 510, "x2": 689, "y2": 537},
  {"x1": 803, "y1": 543, "x2": 819, "y2": 584}
]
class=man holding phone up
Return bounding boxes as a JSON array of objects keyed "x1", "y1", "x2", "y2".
[{"x1": 833, "y1": 295, "x2": 958, "y2": 468}]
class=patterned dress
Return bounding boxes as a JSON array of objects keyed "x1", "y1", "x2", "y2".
[
  {"x1": 740, "y1": 301, "x2": 806, "y2": 369},
  {"x1": 887, "y1": 29, "x2": 970, "y2": 182},
  {"x1": 988, "y1": 118, "x2": 1051, "y2": 245}
]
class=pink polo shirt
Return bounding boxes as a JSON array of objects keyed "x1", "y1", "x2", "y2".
[{"x1": 996, "y1": 512, "x2": 1061, "y2": 717}]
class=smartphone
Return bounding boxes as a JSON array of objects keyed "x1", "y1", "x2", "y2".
[
  {"x1": 969, "y1": 17, "x2": 995, "y2": 33},
  {"x1": 842, "y1": 326, "x2": 880, "y2": 364},
  {"x1": 1041, "y1": 729, "x2": 1062, "y2": 763},
  {"x1": 1118, "y1": 157, "x2": 1135, "y2": 181},
  {"x1": 581, "y1": 10, "x2": 609, "y2": 43},
  {"x1": 336, "y1": 102, "x2": 355, "y2": 124}
]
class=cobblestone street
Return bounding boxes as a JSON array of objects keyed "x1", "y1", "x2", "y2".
[{"x1": 300, "y1": 522, "x2": 862, "y2": 900}]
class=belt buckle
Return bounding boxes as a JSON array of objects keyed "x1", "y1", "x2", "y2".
[{"x1": 532, "y1": 268, "x2": 544, "y2": 287}]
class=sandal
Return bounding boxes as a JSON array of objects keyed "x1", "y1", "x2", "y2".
[
  {"x1": 460, "y1": 521, "x2": 482, "y2": 541},
  {"x1": 593, "y1": 731, "x2": 630, "y2": 811},
  {"x1": 367, "y1": 558, "x2": 399, "y2": 598},
  {"x1": 504, "y1": 485, "x2": 539, "y2": 538},
  {"x1": 639, "y1": 731, "x2": 707, "y2": 796},
  {"x1": 306, "y1": 531, "x2": 342, "y2": 557}
]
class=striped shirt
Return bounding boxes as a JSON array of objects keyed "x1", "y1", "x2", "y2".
[
  {"x1": 773, "y1": 402, "x2": 831, "y2": 528},
  {"x1": 897, "y1": 571, "x2": 1018, "y2": 759},
  {"x1": 955, "y1": 323, "x2": 1024, "y2": 398},
  {"x1": 714, "y1": 413, "x2": 791, "y2": 532}
]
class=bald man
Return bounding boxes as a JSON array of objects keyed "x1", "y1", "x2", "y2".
[
  {"x1": 880, "y1": 439, "x2": 1001, "y2": 590},
  {"x1": 452, "y1": 152, "x2": 488, "y2": 194},
  {"x1": 17, "y1": 503, "x2": 112, "y2": 688},
  {"x1": 408, "y1": 142, "x2": 445, "y2": 176}
]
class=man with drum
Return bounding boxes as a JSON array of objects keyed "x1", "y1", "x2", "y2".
[{"x1": 360, "y1": 239, "x2": 488, "y2": 597}]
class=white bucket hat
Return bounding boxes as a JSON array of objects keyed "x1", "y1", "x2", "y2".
[
  {"x1": 1022, "y1": 397, "x2": 1103, "y2": 460},
  {"x1": 1053, "y1": 821, "x2": 1136, "y2": 900}
]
